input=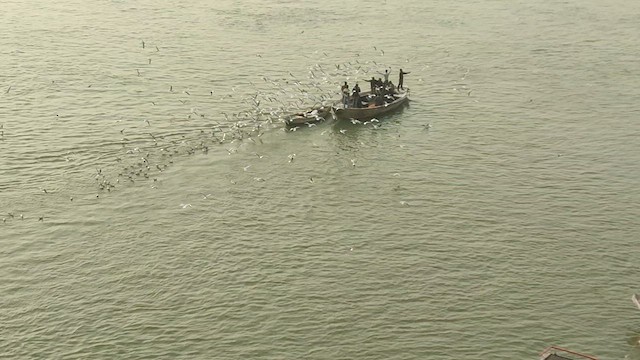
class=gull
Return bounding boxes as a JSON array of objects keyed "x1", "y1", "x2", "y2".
[
  {"x1": 309, "y1": 177, "x2": 314, "y2": 183},
  {"x1": 136, "y1": 69, "x2": 141, "y2": 76},
  {"x1": 254, "y1": 177, "x2": 265, "y2": 182},
  {"x1": 350, "y1": 119, "x2": 361, "y2": 125},
  {"x1": 141, "y1": 40, "x2": 145, "y2": 49},
  {"x1": 339, "y1": 129, "x2": 347, "y2": 134},
  {"x1": 307, "y1": 122, "x2": 317, "y2": 127},
  {"x1": 462, "y1": 68, "x2": 469, "y2": 80},
  {"x1": 288, "y1": 153, "x2": 296, "y2": 163},
  {"x1": 254, "y1": 153, "x2": 264, "y2": 159},
  {"x1": 350, "y1": 159, "x2": 356, "y2": 167},
  {"x1": 155, "y1": 46, "x2": 159, "y2": 52},
  {"x1": 145, "y1": 119, "x2": 150, "y2": 126},
  {"x1": 148, "y1": 58, "x2": 151, "y2": 64},
  {"x1": 202, "y1": 193, "x2": 212, "y2": 199},
  {"x1": 20, "y1": 214, "x2": 23, "y2": 220},
  {"x1": 400, "y1": 201, "x2": 409, "y2": 206},
  {"x1": 2, "y1": 218, "x2": 5, "y2": 223},
  {"x1": 5, "y1": 86, "x2": 11, "y2": 94},
  {"x1": 243, "y1": 165, "x2": 251, "y2": 171},
  {"x1": 38, "y1": 216, "x2": 44, "y2": 222},
  {"x1": 370, "y1": 118, "x2": 379, "y2": 123},
  {"x1": 41, "y1": 188, "x2": 48, "y2": 194},
  {"x1": 170, "y1": 85, "x2": 173, "y2": 92},
  {"x1": 180, "y1": 203, "x2": 192, "y2": 209},
  {"x1": 70, "y1": 197, "x2": 73, "y2": 201}
]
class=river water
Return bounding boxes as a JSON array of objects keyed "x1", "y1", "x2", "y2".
[{"x1": 1, "y1": 0, "x2": 640, "y2": 359}]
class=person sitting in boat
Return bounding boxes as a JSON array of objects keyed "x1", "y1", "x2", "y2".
[
  {"x1": 341, "y1": 82, "x2": 350, "y2": 108},
  {"x1": 374, "y1": 93, "x2": 384, "y2": 106},
  {"x1": 386, "y1": 81, "x2": 396, "y2": 94}
]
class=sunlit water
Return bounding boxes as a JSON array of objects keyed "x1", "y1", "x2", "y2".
[{"x1": 1, "y1": 0, "x2": 640, "y2": 359}]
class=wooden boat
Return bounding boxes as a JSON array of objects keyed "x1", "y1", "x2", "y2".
[
  {"x1": 334, "y1": 90, "x2": 409, "y2": 120},
  {"x1": 285, "y1": 106, "x2": 333, "y2": 127},
  {"x1": 540, "y1": 346, "x2": 598, "y2": 360}
]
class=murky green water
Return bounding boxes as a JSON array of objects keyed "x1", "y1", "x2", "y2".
[{"x1": 1, "y1": 0, "x2": 640, "y2": 358}]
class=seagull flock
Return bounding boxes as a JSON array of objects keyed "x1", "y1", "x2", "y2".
[{"x1": 1, "y1": 43, "x2": 449, "y2": 223}]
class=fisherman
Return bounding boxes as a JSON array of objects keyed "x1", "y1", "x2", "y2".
[
  {"x1": 379, "y1": 69, "x2": 390, "y2": 84},
  {"x1": 352, "y1": 83, "x2": 361, "y2": 108},
  {"x1": 398, "y1": 68, "x2": 410, "y2": 90},
  {"x1": 365, "y1": 76, "x2": 376, "y2": 92},
  {"x1": 341, "y1": 82, "x2": 350, "y2": 108}
]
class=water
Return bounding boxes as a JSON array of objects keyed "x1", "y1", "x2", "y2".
[{"x1": 1, "y1": 0, "x2": 640, "y2": 358}]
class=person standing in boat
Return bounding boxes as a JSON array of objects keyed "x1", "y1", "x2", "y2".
[
  {"x1": 365, "y1": 76, "x2": 376, "y2": 93},
  {"x1": 379, "y1": 69, "x2": 390, "y2": 84},
  {"x1": 352, "y1": 83, "x2": 361, "y2": 108},
  {"x1": 341, "y1": 82, "x2": 350, "y2": 108},
  {"x1": 398, "y1": 69, "x2": 410, "y2": 90}
]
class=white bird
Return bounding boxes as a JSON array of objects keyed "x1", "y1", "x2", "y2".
[
  {"x1": 180, "y1": 203, "x2": 192, "y2": 209},
  {"x1": 243, "y1": 165, "x2": 251, "y2": 171},
  {"x1": 400, "y1": 201, "x2": 409, "y2": 206},
  {"x1": 350, "y1": 159, "x2": 356, "y2": 167},
  {"x1": 339, "y1": 129, "x2": 347, "y2": 134},
  {"x1": 288, "y1": 154, "x2": 296, "y2": 163}
]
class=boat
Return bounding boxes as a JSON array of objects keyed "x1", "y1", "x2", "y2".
[
  {"x1": 540, "y1": 346, "x2": 598, "y2": 360},
  {"x1": 284, "y1": 106, "x2": 333, "y2": 128},
  {"x1": 333, "y1": 90, "x2": 409, "y2": 120}
]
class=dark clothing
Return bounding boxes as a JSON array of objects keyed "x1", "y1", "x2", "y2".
[
  {"x1": 352, "y1": 86, "x2": 361, "y2": 108},
  {"x1": 365, "y1": 77, "x2": 375, "y2": 92}
]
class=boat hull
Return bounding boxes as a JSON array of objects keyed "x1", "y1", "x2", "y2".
[{"x1": 334, "y1": 91, "x2": 409, "y2": 120}]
